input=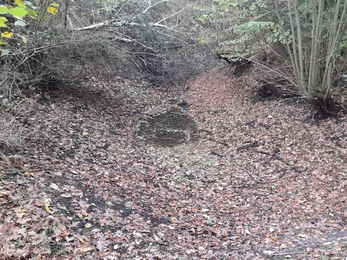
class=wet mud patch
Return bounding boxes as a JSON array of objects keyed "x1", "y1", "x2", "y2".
[{"x1": 136, "y1": 105, "x2": 198, "y2": 147}]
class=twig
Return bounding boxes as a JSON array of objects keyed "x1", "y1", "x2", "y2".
[
  {"x1": 210, "y1": 151, "x2": 224, "y2": 157},
  {"x1": 273, "y1": 154, "x2": 304, "y2": 175},
  {"x1": 205, "y1": 137, "x2": 229, "y2": 147},
  {"x1": 236, "y1": 141, "x2": 259, "y2": 151}
]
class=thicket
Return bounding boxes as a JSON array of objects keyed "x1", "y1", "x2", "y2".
[
  {"x1": 191, "y1": 0, "x2": 347, "y2": 107},
  {"x1": 0, "y1": 0, "x2": 218, "y2": 150}
]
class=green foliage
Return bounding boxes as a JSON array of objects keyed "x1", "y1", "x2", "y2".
[
  {"x1": 0, "y1": 0, "x2": 59, "y2": 56},
  {"x1": 334, "y1": 36, "x2": 347, "y2": 58},
  {"x1": 192, "y1": 0, "x2": 347, "y2": 101},
  {"x1": 191, "y1": 0, "x2": 282, "y2": 56},
  {"x1": 0, "y1": 0, "x2": 35, "y2": 55},
  {"x1": 274, "y1": 0, "x2": 347, "y2": 100},
  {"x1": 100, "y1": 0, "x2": 125, "y2": 12}
]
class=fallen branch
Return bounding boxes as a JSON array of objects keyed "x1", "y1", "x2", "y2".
[
  {"x1": 237, "y1": 141, "x2": 259, "y2": 151},
  {"x1": 210, "y1": 150, "x2": 224, "y2": 157},
  {"x1": 69, "y1": 0, "x2": 188, "y2": 34}
]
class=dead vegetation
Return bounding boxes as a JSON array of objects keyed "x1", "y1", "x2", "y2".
[{"x1": 1, "y1": 65, "x2": 347, "y2": 258}]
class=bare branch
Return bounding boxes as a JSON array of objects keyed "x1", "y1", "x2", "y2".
[
  {"x1": 142, "y1": 0, "x2": 169, "y2": 15},
  {"x1": 70, "y1": 0, "x2": 189, "y2": 35},
  {"x1": 154, "y1": 5, "x2": 189, "y2": 27},
  {"x1": 115, "y1": 0, "x2": 132, "y2": 18},
  {"x1": 105, "y1": 29, "x2": 157, "y2": 52}
]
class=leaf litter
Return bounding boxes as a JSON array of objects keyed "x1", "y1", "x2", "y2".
[{"x1": 1, "y1": 68, "x2": 347, "y2": 259}]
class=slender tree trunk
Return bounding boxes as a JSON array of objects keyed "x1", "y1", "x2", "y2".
[{"x1": 64, "y1": 0, "x2": 69, "y2": 29}]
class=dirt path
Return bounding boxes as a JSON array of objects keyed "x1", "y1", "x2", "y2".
[{"x1": 1, "y1": 68, "x2": 347, "y2": 259}]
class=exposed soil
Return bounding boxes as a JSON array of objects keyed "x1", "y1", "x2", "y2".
[{"x1": 1, "y1": 67, "x2": 347, "y2": 259}]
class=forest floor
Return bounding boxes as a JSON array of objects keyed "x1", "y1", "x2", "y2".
[{"x1": 1, "y1": 67, "x2": 347, "y2": 259}]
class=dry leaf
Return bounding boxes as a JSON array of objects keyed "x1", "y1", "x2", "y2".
[
  {"x1": 44, "y1": 201, "x2": 50, "y2": 212},
  {"x1": 14, "y1": 207, "x2": 26, "y2": 219},
  {"x1": 85, "y1": 223, "x2": 92, "y2": 229},
  {"x1": 80, "y1": 247, "x2": 93, "y2": 253},
  {"x1": 49, "y1": 183, "x2": 60, "y2": 190}
]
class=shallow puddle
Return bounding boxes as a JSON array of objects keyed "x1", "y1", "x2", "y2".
[{"x1": 136, "y1": 105, "x2": 198, "y2": 147}]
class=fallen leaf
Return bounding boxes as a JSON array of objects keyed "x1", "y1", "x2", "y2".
[
  {"x1": 80, "y1": 247, "x2": 93, "y2": 253},
  {"x1": 85, "y1": 223, "x2": 92, "y2": 229},
  {"x1": 14, "y1": 207, "x2": 26, "y2": 219},
  {"x1": 44, "y1": 201, "x2": 50, "y2": 212},
  {"x1": 32, "y1": 199, "x2": 44, "y2": 207},
  {"x1": 49, "y1": 183, "x2": 60, "y2": 190},
  {"x1": 0, "y1": 191, "x2": 11, "y2": 198},
  {"x1": 263, "y1": 250, "x2": 275, "y2": 255}
]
